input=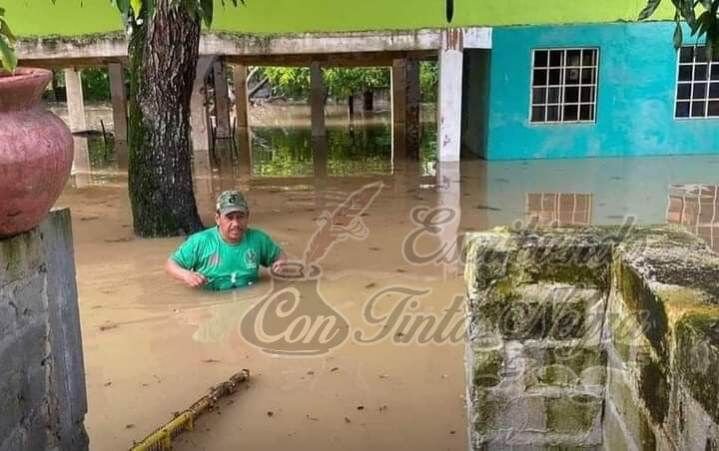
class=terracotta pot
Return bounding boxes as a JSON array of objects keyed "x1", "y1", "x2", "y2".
[{"x1": 0, "y1": 68, "x2": 73, "y2": 237}]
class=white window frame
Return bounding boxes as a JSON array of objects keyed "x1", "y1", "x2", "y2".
[
  {"x1": 674, "y1": 45, "x2": 719, "y2": 120},
  {"x1": 528, "y1": 47, "x2": 600, "y2": 125}
]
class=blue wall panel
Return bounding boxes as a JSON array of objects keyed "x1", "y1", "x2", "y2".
[{"x1": 486, "y1": 22, "x2": 719, "y2": 160}]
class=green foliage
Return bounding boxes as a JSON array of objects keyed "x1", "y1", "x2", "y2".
[
  {"x1": 262, "y1": 67, "x2": 311, "y2": 99},
  {"x1": 420, "y1": 61, "x2": 439, "y2": 102},
  {"x1": 0, "y1": 6, "x2": 17, "y2": 71},
  {"x1": 259, "y1": 66, "x2": 390, "y2": 100},
  {"x1": 82, "y1": 68, "x2": 111, "y2": 101},
  {"x1": 259, "y1": 64, "x2": 439, "y2": 102},
  {"x1": 640, "y1": 0, "x2": 719, "y2": 60},
  {"x1": 325, "y1": 67, "x2": 389, "y2": 99},
  {"x1": 113, "y1": 0, "x2": 242, "y2": 29}
]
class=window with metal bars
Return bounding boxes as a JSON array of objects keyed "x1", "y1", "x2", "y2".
[
  {"x1": 530, "y1": 48, "x2": 598, "y2": 124},
  {"x1": 675, "y1": 46, "x2": 719, "y2": 119}
]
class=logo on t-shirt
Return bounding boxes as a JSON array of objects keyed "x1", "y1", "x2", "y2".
[{"x1": 244, "y1": 249, "x2": 258, "y2": 269}]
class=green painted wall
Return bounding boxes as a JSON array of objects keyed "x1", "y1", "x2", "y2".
[{"x1": 6, "y1": 0, "x2": 676, "y2": 37}]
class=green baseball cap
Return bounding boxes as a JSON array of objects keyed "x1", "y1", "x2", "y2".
[{"x1": 216, "y1": 190, "x2": 249, "y2": 216}]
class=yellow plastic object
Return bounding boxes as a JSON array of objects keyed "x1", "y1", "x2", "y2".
[{"x1": 129, "y1": 369, "x2": 250, "y2": 451}]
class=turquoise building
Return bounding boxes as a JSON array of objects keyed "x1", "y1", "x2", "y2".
[{"x1": 468, "y1": 22, "x2": 719, "y2": 160}]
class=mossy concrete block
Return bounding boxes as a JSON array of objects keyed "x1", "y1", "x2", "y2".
[
  {"x1": 524, "y1": 345, "x2": 606, "y2": 389},
  {"x1": 614, "y1": 259, "x2": 671, "y2": 360},
  {"x1": 669, "y1": 384, "x2": 719, "y2": 451},
  {"x1": 517, "y1": 284, "x2": 606, "y2": 342},
  {"x1": 473, "y1": 349, "x2": 504, "y2": 388},
  {"x1": 605, "y1": 290, "x2": 648, "y2": 367},
  {"x1": 0, "y1": 228, "x2": 42, "y2": 286},
  {"x1": 544, "y1": 394, "x2": 602, "y2": 436},
  {"x1": 605, "y1": 367, "x2": 657, "y2": 451},
  {"x1": 675, "y1": 313, "x2": 719, "y2": 424},
  {"x1": 475, "y1": 285, "x2": 605, "y2": 342},
  {"x1": 617, "y1": 226, "x2": 719, "y2": 303},
  {"x1": 464, "y1": 230, "x2": 517, "y2": 298},
  {"x1": 473, "y1": 389, "x2": 547, "y2": 439},
  {"x1": 603, "y1": 400, "x2": 633, "y2": 451}
]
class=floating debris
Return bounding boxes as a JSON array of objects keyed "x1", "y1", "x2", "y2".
[
  {"x1": 99, "y1": 321, "x2": 118, "y2": 332},
  {"x1": 129, "y1": 370, "x2": 250, "y2": 451}
]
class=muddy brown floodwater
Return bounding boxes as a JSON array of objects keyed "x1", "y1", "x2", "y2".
[
  {"x1": 58, "y1": 158, "x2": 474, "y2": 451},
  {"x1": 56, "y1": 103, "x2": 719, "y2": 450}
]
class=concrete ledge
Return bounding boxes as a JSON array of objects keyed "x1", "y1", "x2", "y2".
[{"x1": 17, "y1": 27, "x2": 492, "y2": 66}]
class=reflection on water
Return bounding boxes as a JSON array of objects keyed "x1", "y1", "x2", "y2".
[
  {"x1": 73, "y1": 112, "x2": 438, "y2": 181},
  {"x1": 69, "y1": 121, "x2": 719, "y2": 254},
  {"x1": 667, "y1": 184, "x2": 719, "y2": 252},
  {"x1": 251, "y1": 123, "x2": 437, "y2": 177},
  {"x1": 526, "y1": 192, "x2": 593, "y2": 227}
]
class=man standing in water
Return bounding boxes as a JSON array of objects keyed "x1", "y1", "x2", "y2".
[{"x1": 165, "y1": 190, "x2": 287, "y2": 290}]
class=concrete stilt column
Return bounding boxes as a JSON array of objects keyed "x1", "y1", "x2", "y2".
[
  {"x1": 71, "y1": 136, "x2": 90, "y2": 189},
  {"x1": 392, "y1": 58, "x2": 421, "y2": 162},
  {"x1": 310, "y1": 62, "x2": 327, "y2": 137},
  {"x1": 438, "y1": 30, "x2": 465, "y2": 162},
  {"x1": 63, "y1": 68, "x2": 87, "y2": 133},
  {"x1": 192, "y1": 149, "x2": 214, "y2": 221},
  {"x1": 108, "y1": 63, "x2": 128, "y2": 141},
  {"x1": 392, "y1": 59, "x2": 407, "y2": 161},
  {"x1": 232, "y1": 64, "x2": 250, "y2": 132},
  {"x1": 236, "y1": 129, "x2": 253, "y2": 184},
  {"x1": 406, "y1": 59, "x2": 421, "y2": 157},
  {"x1": 213, "y1": 60, "x2": 231, "y2": 139},
  {"x1": 190, "y1": 56, "x2": 215, "y2": 153}
]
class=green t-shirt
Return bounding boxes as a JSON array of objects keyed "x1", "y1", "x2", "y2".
[{"x1": 171, "y1": 227, "x2": 282, "y2": 291}]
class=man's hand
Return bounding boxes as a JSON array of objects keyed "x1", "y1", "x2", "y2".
[
  {"x1": 182, "y1": 271, "x2": 207, "y2": 288},
  {"x1": 271, "y1": 252, "x2": 289, "y2": 275},
  {"x1": 165, "y1": 258, "x2": 207, "y2": 289}
]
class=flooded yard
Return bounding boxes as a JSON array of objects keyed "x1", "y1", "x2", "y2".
[{"x1": 56, "y1": 104, "x2": 719, "y2": 450}]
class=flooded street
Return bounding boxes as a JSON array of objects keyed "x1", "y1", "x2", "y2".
[{"x1": 56, "y1": 105, "x2": 719, "y2": 450}]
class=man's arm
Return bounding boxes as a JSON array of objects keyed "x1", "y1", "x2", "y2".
[{"x1": 165, "y1": 258, "x2": 207, "y2": 288}]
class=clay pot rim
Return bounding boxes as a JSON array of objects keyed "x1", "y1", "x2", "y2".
[{"x1": 0, "y1": 67, "x2": 52, "y2": 85}]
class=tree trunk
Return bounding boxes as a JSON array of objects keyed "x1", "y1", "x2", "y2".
[
  {"x1": 363, "y1": 90, "x2": 374, "y2": 111},
  {"x1": 127, "y1": 0, "x2": 204, "y2": 237}
]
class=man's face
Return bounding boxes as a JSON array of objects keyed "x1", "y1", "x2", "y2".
[{"x1": 216, "y1": 210, "x2": 249, "y2": 244}]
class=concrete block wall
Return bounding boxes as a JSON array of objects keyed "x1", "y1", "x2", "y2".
[
  {"x1": 603, "y1": 228, "x2": 719, "y2": 450},
  {"x1": 464, "y1": 227, "x2": 615, "y2": 449},
  {"x1": 0, "y1": 209, "x2": 88, "y2": 451},
  {"x1": 465, "y1": 226, "x2": 719, "y2": 450}
]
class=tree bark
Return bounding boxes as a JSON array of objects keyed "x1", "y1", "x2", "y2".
[{"x1": 127, "y1": 0, "x2": 204, "y2": 237}]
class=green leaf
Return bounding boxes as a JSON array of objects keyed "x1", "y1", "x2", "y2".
[
  {"x1": 0, "y1": 18, "x2": 15, "y2": 43},
  {"x1": 674, "y1": 21, "x2": 684, "y2": 48},
  {"x1": 200, "y1": 0, "x2": 213, "y2": 27},
  {"x1": 638, "y1": 0, "x2": 662, "y2": 20},
  {"x1": 0, "y1": 36, "x2": 17, "y2": 72},
  {"x1": 130, "y1": 0, "x2": 143, "y2": 19}
]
